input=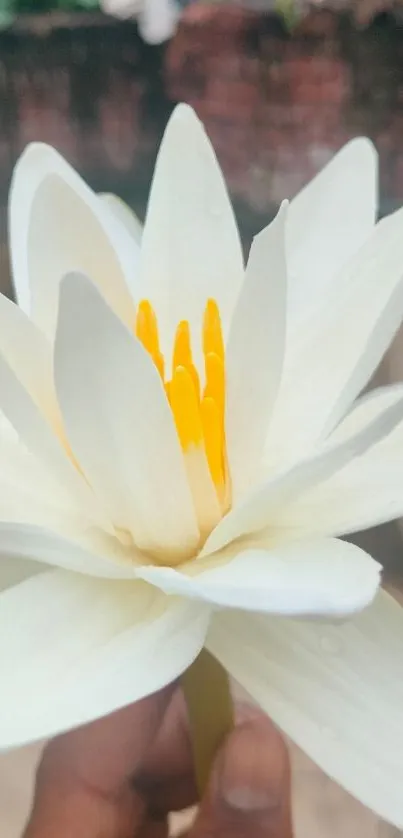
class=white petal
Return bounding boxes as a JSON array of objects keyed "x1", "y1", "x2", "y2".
[
  {"x1": 100, "y1": 193, "x2": 143, "y2": 244},
  {"x1": 0, "y1": 523, "x2": 141, "y2": 578},
  {"x1": 226, "y1": 203, "x2": 288, "y2": 503},
  {"x1": 9, "y1": 143, "x2": 138, "y2": 335},
  {"x1": 203, "y1": 386, "x2": 403, "y2": 554},
  {"x1": 55, "y1": 273, "x2": 200, "y2": 559},
  {"x1": 0, "y1": 570, "x2": 209, "y2": 748},
  {"x1": 0, "y1": 411, "x2": 103, "y2": 534},
  {"x1": 138, "y1": 0, "x2": 180, "y2": 44},
  {"x1": 287, "y1": 137, "x2": 377, "y2": 320},
  {"x1": 266, "y1": 206, "x2": 403, "y2": 469},
  {"x1": 139, "y1": 105, "x2": 244, "y2": 368},
  {"x1": 183, "y1": 446, "x2": 221, "y2": 539},
  {"x1": 320, "y1": 275, "x2": 403, "y2": 437},
  {"x1": 0, "y1": 344, "x2": 100, "y2": 521},
  {"x1": 0, "y1": 742, "x2": 44, "y2": 838},
  {"x1": 208, "y1": 590, "x2": 403, "y2": 828},
  {"x1": 0, "y1": 556, "x2": 45, "y2": 593},
  {"x1": 0, "y1": 416, "x2": 116, "y2": 579},
  {"x1": 328, "y1": 383, "x2": 403, "y2": 444},
  {"x1": 276, "y1": 385, "x2": 403, "y2": 537},
  {"x1": 137, "y1": 538, "x2": 380, "y2": 617},
  {"x1": 0, "y1": 293, "x2": 60, "y2": 429}
]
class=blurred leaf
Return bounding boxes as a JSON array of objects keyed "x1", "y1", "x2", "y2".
[
  {"x1": 12, "y1": 0, "x2": 100, "y2": 9},
  {"x1": 0, "y1": 9, "x2": 13, "y2": 26},
  {"x1": 274, "y1": 0, "x2": 300, "y2": 30}
]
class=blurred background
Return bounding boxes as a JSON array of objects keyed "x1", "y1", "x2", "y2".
[
  {"x1": 0, "y1": 2, "x2": 402, "y2": 836},
  {"x1": 3, "y1": 4, "x2": 403, "y2": 290}
]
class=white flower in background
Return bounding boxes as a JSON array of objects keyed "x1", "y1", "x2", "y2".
[
  {"x1": 101, "y1": 0, "x2": 180, "y2": 45},
  {"x1": 1, "y1": 104, "x2": 403, "y2": 828}
]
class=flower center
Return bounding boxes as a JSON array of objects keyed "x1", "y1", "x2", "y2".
[{"x1": 135, "y1": 298, "x2": 228, "y2": 523}]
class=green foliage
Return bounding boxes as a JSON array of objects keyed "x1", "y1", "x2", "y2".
[{"x1": 0, "y1": 0, "x2": 100, "y2": 18}]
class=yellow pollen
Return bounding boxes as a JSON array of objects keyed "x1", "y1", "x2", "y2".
[
  {"x1": 203, "y1": 298, "x2": 225, "y2": 360},
  {"x1": 135, "y1": 298, "x2": 227, "y2": 503}
]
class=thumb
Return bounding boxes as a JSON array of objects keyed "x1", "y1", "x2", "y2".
[{"x1": 189, "y1": 716, "x2": 293, "y2": 838}]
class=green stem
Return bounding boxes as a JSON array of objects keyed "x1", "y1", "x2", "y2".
[{"x1": 181, "y1": 648, "x2": 235, "y2": 796}]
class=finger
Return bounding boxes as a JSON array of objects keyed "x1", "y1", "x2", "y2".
[
  {"x1": 144, "y1": 693, "x2": 260, "y2": 781},
  {"x1": 137, "y1": 688, "x2": 197, "y2": 814},
  {"x1": 137, "y1": 815, "x2": 169, "y2": 838},
  {"x1": 24, "y1": 688, "x2": 172, "y2": 838},
  {"x1": 189, "y1": 717, "x2": 293, "y2": 838},
  {"x1": 139, "y1": 694, "x2": 266, "y2": 815},
  {"x1": 142, "y1": 689, "x2": 192, "y2": 780}
]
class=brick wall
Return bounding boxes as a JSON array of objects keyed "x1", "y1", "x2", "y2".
[{"x1": 1, "y1": 7, "x2": 403, "y2": 283}]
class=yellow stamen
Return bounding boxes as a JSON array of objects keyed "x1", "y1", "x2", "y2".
[
  {"x1": 169, "y1": 366, "x2": 203, "y2": 451},
  {"x1": 154, "y1": 352, "x2": 165, "y2": 381},
  {"x1": 190, "y1": 366, "x2": 200, "y2": 401},
  {"x1": 203, "y1": 298, "x2": 224, "y2": 361},
  {"x1": 134, "y1": 297, "x2": 228, "y2": 507},
  {"x1": 173, "y1": 320, "x2": 192, "y2": 368},
  {"x1": 201, "y1": 396, "x2": 225, "y2": 491},
  {"x1": 173, "y1": 321, "x2": 200, "y2": 400},
  {"x1": 135, "y1": 300, "x2": 161, "y2": 366},
  {"x1": 204, "y1": 352, "x2": 225, "y2": 417}
]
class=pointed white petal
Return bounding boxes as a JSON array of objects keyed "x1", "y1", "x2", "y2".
[
  {"x1": 137, "y1": 538, "x2": 380, "y2": 617},
  {"x1": 0, "y1": 523, "x2": 142, "y2": 578},
  {"x1": 203, "y1": 386, "x2": 403, "y2": 554},
  {"x1": 208, "y1": 590, "x2": 403, "y2": 828},
  {"x1": 328, "y1": 383, "x2": 403, "y2": 443},
  {"x1": 0, "y1": 300, "x2": 86, "y2": 525},
  {"x1": 0, "y1": 742, "x2": 44, "y2": 838},
  {"x1": 287, "y1": 138, "x2": 377, "y2": 318},
  {"x1": 266, "y1": 206, "x2": 403, "y2": 469},
  {"x1": 0, "y1": 411, "x2": 104, "y2": 535},
  {"x1": 10, "y1": 143, "x2": 138, "y2": 334},
  {"x1": 139, "y1": 105, "x2": 243, "y2": 367},
  {"x1": 276, "y1": 385, "x2": 403, "y2": 537},
  {"x1": 320, "y1": 275, "x2": 403, "y2": 437},
  {"x1": 55, "y1": 273, "x2": 199, "y2": 558},
  {"x1": 0, "y1": 345, "x2": 100, "y2": 520},
  {"x1": 0, "y1": 412, "x2": 76, "y2": 533},
  {"x1": 226, "y1": 203, "x2": 288, "y2": 502},
  {"x1": 0, "y1": 571, "x2": 209, "y2": 748},
  {"x1": 0, "y1": 293, "x2": 60, "y2": 428},
  {"x1": 100, "y1": 193, "x2": 143, "y2": 244}
]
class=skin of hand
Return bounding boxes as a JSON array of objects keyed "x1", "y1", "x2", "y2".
[{"x1": 23, "y1": 685, "x2": 293, "y2": 838}]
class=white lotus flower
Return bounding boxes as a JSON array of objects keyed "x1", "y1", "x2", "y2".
[{"x1": 1, "y1": 104, "x2": 403, "y2": 829}]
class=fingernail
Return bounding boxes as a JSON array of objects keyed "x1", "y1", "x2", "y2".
[
  {"x1": 223, "y1": 786, "x2": 276, "y2": 812},
  {"x1": 215, "y1": 722, "x2": 285, "y2": 813}
]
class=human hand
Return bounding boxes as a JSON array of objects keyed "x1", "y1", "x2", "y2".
[{"x1": 24, "y1": 684, "x2": 293, "y2": 837}]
